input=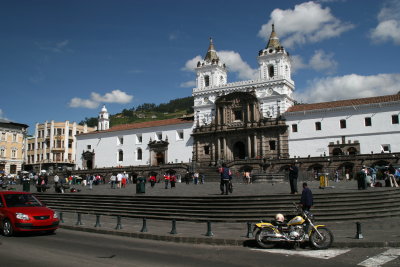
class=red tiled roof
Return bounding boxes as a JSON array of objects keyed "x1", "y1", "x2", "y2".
[
  {"x1": 79, "y1": 117, "x2": 193, "y2": 135},
  {"x1": 286, "y1": 94, "x2": 400, "y2": 113}
]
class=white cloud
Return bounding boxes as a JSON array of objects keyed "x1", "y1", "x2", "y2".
[
  {"x1": 0, "y1": 109, "x2": 6, "y2": 119},
  {"x1": 181, "y1": 56, "x2": 202, "y2": 71},
  {"x1": 290, "y1": 50, "x2": 337, "y2": 74},
  {"x1": 69, "y1": 89, "x2": 134, "y2": 109},
  {"x1": 295, "y1": 73, "x2": 400, "y2": 103},
  {"x1": 290, "y1": 55, "x2": 307, "y2": 73},
  {"x1": 218, "y1": 51, "x2": 258, "y2": 80},
  {"x1": 68, "y1": 98, "x2": 99, "y2": 109},
  {"x1": 180, "y1": 81, "x2": 196, "y2": 88},
  {"x1": 182, "y1": 51, "x2": 258, "y2": 80},
  {"x1": 309, "y1": 50, "x2": 337, "y2": 74},
  {"x1": 91, "y1": 90, "x2": 133, "y2": 104},
  {"x1": 370, "y1": 0, "x2": 400, "y2": 45},
  {"x1": 258, "y1": 1, "x2": 354, "y2": 48},
  {"x1": 36, "y1": 40, "x2": 72, "y2": 53}
]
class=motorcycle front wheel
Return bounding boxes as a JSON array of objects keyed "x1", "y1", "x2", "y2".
[
  {"x1": 255, "y1": 228, "x2": 276, "y2": 249},
  {"x1": 310, "y1": 227, "x2": 334, "y2": 249}
]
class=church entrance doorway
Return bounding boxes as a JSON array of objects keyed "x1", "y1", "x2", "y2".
[
  {"x1": 156, "y1": 152, "x2": 165, "y2": 165},
  {"x1": 233, "y1": 141, "x2": 246, "y2": 159}
]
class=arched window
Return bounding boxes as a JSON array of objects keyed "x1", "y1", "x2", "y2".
[
  {"x1": 137, "y1": 148, "x2": 142, "y2": 160},
  {"x1": 118, "y1": 150, "x2": 123, "y2": 161},
  {"x1": 204, "y1": 75, "x2": 210, "y2": 87},
  {"x1": 269, "y1": 66, "x2": 274, "y2": 78}
]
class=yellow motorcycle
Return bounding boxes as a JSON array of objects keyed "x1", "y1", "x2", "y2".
[{"x1": 253, "y1": 203, "x2": 333, "y2": 249}]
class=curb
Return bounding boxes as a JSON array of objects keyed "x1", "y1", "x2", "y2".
[{"x1": 60, "y1": 225, "x2": 400, "y2": 248}]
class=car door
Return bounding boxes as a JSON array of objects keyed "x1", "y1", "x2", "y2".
[{"x1": 0, "y1": 194, "x2": 5, "y2": 227}]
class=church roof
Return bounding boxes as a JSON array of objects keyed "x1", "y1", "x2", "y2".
[
  {"x1": 79, "y1": 117, "x2": 193, "y2": 135},
  {"x1": 286, "y1": 94, "x2": 400, "y2": 113},
  {"x1": 204, "y1": 38, "x2": 219, "y2": 62},
  {"x1": 266, "y1": 24, "x2": 282, "y2": 49}
]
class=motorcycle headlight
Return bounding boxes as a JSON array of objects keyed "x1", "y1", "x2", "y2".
[
  {"x1": 16, "y1": 212, "x2": 30, "y2": 220},
  {"x1": 53, "y1": 212, "x2": 58, "y2": 219}
]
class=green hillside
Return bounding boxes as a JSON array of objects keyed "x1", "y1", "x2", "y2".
[{"x1": 79, "y1": 96, "x2": 194, "y2": 128}]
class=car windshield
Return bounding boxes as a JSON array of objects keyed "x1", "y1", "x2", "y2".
[{"x1": 4, "y1": 194, "x2": 43, "y2": 207}]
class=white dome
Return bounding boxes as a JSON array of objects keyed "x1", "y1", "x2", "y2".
[{"x1": 101, "y1": 105, "x2": 108, "y2": 113}]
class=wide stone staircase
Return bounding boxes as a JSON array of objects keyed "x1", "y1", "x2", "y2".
[{"x1": 34, "y1": 188, "x2": 400, "y2": 223}]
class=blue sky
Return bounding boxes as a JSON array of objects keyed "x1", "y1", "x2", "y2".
[{"x1": 1, "y1": 0, "x2": 400, "y2": 134}]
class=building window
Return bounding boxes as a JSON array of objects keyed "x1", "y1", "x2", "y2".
[
  {"x1": 117, "y1": 136, "x2": 124, "y2": 145},
  {"x1": 381, "y1": 144, "x2": 391, "y2": 153},
  {"x1": 234, "y1": 110, "x2": 242, "y2": 121},
  {"x1": 364, "y1": 117, "x2": 372, "y2": 126},
  {"x1": 137, "y1": 148, "x2": 142, "y2": 160},
  {"x1": 269, "y1": 65, "x2": 274, "y2": 78},
  {"x1": 0, "y1": 148, "x2": 5, "y2": 157},
  {"x1": 204, "y1": 75, "x2": 210, "y2": 87},
  {"x1": 315, "y1": 122, "x2": 321, "y2": 131},
  {"x1": 204, "y1": 146, "x2": 210, "y2": 155},
  {"x1": 136, "y1": 134, "x2": 142, "y2": 144},
  {"x1": 12, "y1": 133, "x2": 17, "y2": 142},
  {"x1": 340, "y1": 119, "x2": 347, "y2": 129},
  {"x1": 87, "y1": 145, "x2": 91, "y2": 150},
  {"x1": 1, "y1": 132, "x2": 5, "y2": 141},
  {"x1": 291, "y1": 124, "x2": 298, "y2": 133},
  {"x1": 392, "y1": 115, "x2": 399, "y2": 124},
  {"x1": 118, "y1": 150, "x2": 123, "y2": 162},
  {"x1": 269, "y1": 140, "x2": 276, "y2": 150},
  {"x1": 176, "y1": 130, "x2": 184, "y2": 140},
  {"x1": 11, "y1": 149, "x2": 17, "y2": 158}
]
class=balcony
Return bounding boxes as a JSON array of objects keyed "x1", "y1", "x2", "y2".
[{"x1": 51, "y1": 147, "x2": 65, "y2": 152}]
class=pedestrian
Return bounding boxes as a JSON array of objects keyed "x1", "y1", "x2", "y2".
[
  {"x1": 245, "y1": 171, "x2": 251, "y2": 184},
  {"x1": 200, "y1": 173, "x2": 205, "y2": 184},
  {"x1": 117, "y1": 172, "x2": 123, "y2": 188},
  {"x1": 193, "y1": 172, "x2": 199, "y2": 184},
  {"x1": 334, "y1": 170, "x2": 339, "y2": 182},
  {"x1": 89, "y1": 174, "x2": 94, "y2": 190},
  {"x1": 149, "y1": 174, "x2": 156, "y2": 188},
  {"x1": 219, "y1": 163, "x2": 232, "y2": 195},
  {"x1": 53, "y1": 174, "x2": 59, "y2": 189},
  {"x1": 300, "y1": 182, "x2": 313, "y2": 211},
  {"x1": 164, "y1": 173, "x2": 170, "y2": 189},
  {"x1": 184, "y1": 171, "x2": 190, "y2": 184},
  {"x1": 170, "y1": 174, "x2": 177, "y2": 188},
  {"x1": 110, "y1": 173, "x2": 116, "y2": 189},
  {"x1": 288, "y1": 163, "x2": 298, "y2": 194}
]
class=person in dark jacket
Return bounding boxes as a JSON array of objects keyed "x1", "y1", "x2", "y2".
[
  {"x1": 300, "y1": 182, "x2": 313, "y2": 211},
  {"x1": 288, "y1": 163, "x2": 298, "y2": 194}
]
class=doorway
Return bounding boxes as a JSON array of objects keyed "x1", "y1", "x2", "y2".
[{"x1": 233, "y1": 141, "x2": 246, "y2": 159}]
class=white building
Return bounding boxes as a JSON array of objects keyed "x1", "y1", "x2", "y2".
[
  {"x1": 284, "y1": 94, "x2": 400, "y2": 157},
  {"x1": 75, "y1": 113, "x2": 194, "y2": 169}
]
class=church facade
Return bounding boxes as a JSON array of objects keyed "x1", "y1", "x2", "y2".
[{"x1": 192, "y1": 25, "x2": 294, "y2": 166}]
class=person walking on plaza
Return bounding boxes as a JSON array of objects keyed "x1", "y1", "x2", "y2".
[
  {"x1": 193, "y1": 172, "x2": 199, "y2": 184},
  {"x1": 110, "y1": 173, "x2": 116, "y2": 189},
  {"x1": 289, "y1": 163, "x2": 298, "y2": 194},
  {"x1": 149, "y1": 174, "x2": 156, "y2": 188},
  {"x1": 219, "y1": 163, "x2": 232, "y2": 195},
  {"x1": 300, "y1": 182, "x2": 313, "y2": 211},
  {"x1": 184, "y1": 171, "x2": 190, "y2": 184},
  {"x1": 170, "y1": 174, "x2": 177, "y2": 188},
  {"x1": 164, "y1": 173, "x2": 170, "y2": 189}
]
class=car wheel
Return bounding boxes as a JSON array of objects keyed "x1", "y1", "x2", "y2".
[{"x1": 3, "y1": 219, "x2": 14, "y2": 237}]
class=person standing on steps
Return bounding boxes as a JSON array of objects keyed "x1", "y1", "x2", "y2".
[
  {"x1": 300, "y1": 182, "x2": 313, "y2": 211},
  {"x1": 289, "y1": 163, "x2": 298, "y2": 194},
  {"x1": 219, "y1": 163, "x2": 232, "y2": 195}
]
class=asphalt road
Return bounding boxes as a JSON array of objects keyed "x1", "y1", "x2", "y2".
[{"x1": 0, "y1": 229, "x2": 399, "y2": 267}]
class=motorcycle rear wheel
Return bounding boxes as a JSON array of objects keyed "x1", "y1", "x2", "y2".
[
  {"x1": 255, "y1": 228, "x2": 276, "y2": 249},
  {"x1": 310, "y1": 227, "x2": 333, "y2": 249}
]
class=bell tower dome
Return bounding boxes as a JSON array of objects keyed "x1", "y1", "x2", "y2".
[
  {"x1": 257, "y1": 24, "x2": 292, "y2": 83},
  {"x1": 195, "y1": 38, "x2": 227, "y2": 90}
]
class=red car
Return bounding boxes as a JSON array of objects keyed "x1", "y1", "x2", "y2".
[{"x1": 0, "y1": 191, "x2": 59, "y2": 236}]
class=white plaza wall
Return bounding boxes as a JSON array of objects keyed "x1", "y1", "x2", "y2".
[
  {"x1": 75, "y1": 122, "x2": 193, "y2": 169},
  {"x1": 285, "y1": 103, "x2": 400, "y2": 157}
]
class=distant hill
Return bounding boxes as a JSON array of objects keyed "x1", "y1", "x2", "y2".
[{"x1": 79, "y1": 96, "x2": 194, "y2": 128}]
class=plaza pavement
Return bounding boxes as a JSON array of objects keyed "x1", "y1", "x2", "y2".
[{"x1": 12, "y1": 178, "x2": 400, "y2": 248}]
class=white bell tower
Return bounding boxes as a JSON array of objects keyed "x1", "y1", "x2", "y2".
[
  {"x1": 195, "y1": 38, "x2": 227, "y2": 90},
  {"x1": 257, "y1": 24, "x2": 293, "y2": 83},
  {"x1": 98, "y1": 105, "x2": 109, "y2": 131}
]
